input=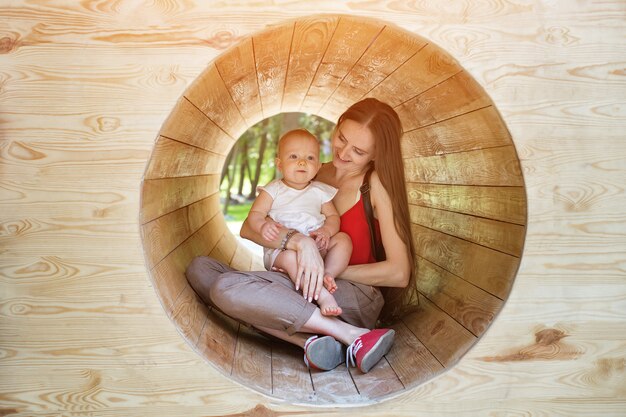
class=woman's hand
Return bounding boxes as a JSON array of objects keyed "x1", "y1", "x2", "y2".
[{"x1": 289, "y1": 233, "x2": 325, "y2": 302}]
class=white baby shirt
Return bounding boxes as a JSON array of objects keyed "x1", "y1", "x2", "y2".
[{"x1": 259, "y1": 179, "x2": 338, "y2": 235}]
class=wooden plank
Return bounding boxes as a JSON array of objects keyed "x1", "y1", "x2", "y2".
[
  {"x1": 140, "y1": 174, "x2": 220, "y2": 224},
  {"x1": 367, "y1": 42, "x2": 462, "y2": 108},
  {"x1": 282, "y1": 15, "x2": 340, "y2": 111},
  {"x1": 231, "y1": 325, "x2": 272, "y2": 395},
  {"x1": 253, "y1": 22, "x2": 294, "y2": 118},
  {"x1": 410, "y1": 204, "x2": 526, "y2": 256},
  {"x1": 416, "y1": 257, "x2": 505, "y2": 336},
  {"x1": 407, "y1": 183, "x2": 527, "y2": 225},
  {"x1": 402, "y1": 106, "x2": 513, "y2": 157},
  {"x1": 141, "y1": 194, "x2": 220, "y2": 269},
  {"x1": 322, "y1": 25, "x2": 428, "y2": 116},
  {"x1": 159, "y1": 97, "x2": 235, "y2": 155},
  {"x1": 310, "y1": 364, "x2": 361, "y2": 404},
  {"x1": 144, "y1": 137, "x2": 224, "y2": 180},
  {"x1": 300, "y1": 16, "x2": 385, "y2": 114},
  {"x1": 208, "y1": 231, "x2": 238, "y2": 266},
  {"x1": 387, "y1": 321, "x2": 444, "y2": 388},
  {"x1": 404, "y1": 146, "x2": 525, "y2": 186},
  {"x1": 396, "y1": 70, "x2": 492, "y2": 131},
  {"x1": 195, "y1": 307, "x2": 240, "y2": 377},
  {"x1": 142, "y1": 205, "x2": 193, "y2": 270},
  {"x1": 271, "y1": 339, "x2": 316, "y2": 402},
  {"x1": 184, "y1": 64, "x2": 247, "y2": 139},
  {"x1": 150, "y1": 215, "x2": 224, "y2": 314},
  {"x1": 412, "y1": 224, "x2": 520, "y2": 299},
  {"x1": 350, "y1": 357, "x2": 404, "y2": 400},
  {"x1": 170, "y1": 284, "x2": 210, "y2": 347},
  {"x1": 215, "y1": 37, "x2": 263, "y2": 126},
  {"x1": 229, "y1": 242, "x2": 254, "y2": 272},
  {"x1": 187, "y1": 193, "x2": 221, "y2": 232},
  {"x1": 402, "y1": 294, "x2": 477, "y2": 367}
]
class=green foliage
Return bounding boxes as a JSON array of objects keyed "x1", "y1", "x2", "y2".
[{"x1": 225, "y1": 201, "x2": 253, "y2": 222}]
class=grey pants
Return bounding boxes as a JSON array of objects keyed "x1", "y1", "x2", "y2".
[{"x1": 185, "y1": 256, "x2": 384, "y2": 335}]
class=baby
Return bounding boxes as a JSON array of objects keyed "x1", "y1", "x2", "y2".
[{"x1": 243, "y1": 129, "x2": 352, "y2": 316}]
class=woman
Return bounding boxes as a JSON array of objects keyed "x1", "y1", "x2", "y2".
[{"x1": 186, "y1": 98, "x2": 417, "y2": 373}]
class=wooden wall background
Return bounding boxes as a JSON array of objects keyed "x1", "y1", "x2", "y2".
[{"x1": 1, "y1": 1, "x2": 625, "y2": 416}]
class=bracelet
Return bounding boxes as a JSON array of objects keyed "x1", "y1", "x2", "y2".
[{"x1": 280, "y1": 229, "x2": 298, "y2": 251}]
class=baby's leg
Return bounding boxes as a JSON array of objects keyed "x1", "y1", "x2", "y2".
[
  {"x1": 323, "y1": 232, "x2": 352, "y2": 293},
  {"x1": 273, "y1": 250, "x2": 342, "y2": 317},
  {"x1": 316, "y1": 287, "x2": 342, "y2": 316},
  {"x1": 272, "y1": 250, "x2": 299, "y2": 285}
]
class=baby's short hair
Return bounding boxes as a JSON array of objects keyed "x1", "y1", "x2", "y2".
[{"x1": 277, "y1": 128, "x2": 318, "y2": 155}]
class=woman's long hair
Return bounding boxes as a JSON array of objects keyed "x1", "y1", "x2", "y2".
[{"x1": 337, "y1": 98, "x2": 418, "y2": 324}]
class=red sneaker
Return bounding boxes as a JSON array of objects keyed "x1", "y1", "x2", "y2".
[
  {"x1": 304, "y1": 335, "x2": 344, "y2": 371},
  {"x1": 346, "y1": 328, "x2": 395, "y2": 373}
]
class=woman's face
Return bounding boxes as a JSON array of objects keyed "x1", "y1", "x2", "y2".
[{"x1": 331, "y1": 119, "x2": 375, "y2": 171}]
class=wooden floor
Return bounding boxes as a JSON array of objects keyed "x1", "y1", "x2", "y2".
[
  {"x1": 2, "y1": 1, "x2": 626, "y2": 416},
  {"x1": 185, "y1": 301, "x2": 448, "y2": 404}
]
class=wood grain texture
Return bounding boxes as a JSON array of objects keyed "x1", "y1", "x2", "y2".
[
  {"x1": 407, "y1": 183, "x2": 527, "y2": 225},
  {"x1": 402, "y1": 106, "x2": 512, "y2": 157},
  {"x1": 195, "y1": 307, "x2": 240, "y2": 376},
  {"x1": 140, "y1": 175, "x2": 220, "y2": 224},
  {"x1": 3, "y1": 2, "x2": 626, "y2": 415},
  {"x1": 367, "y1": 42, "x2": 462, "y2": 107},
  {"x1": 415, "y1": 257, "x2": 505, "y2": 336},
  {"x1": 309, "y1": 364, "x2": 361, "y2": 404},
  {"x1": 150, "y1": 214, "x2": 225, "y2": 314},
  {"x1": 231, "y1": 326, "x2": 272, "y2": 395},
  {"x1": 144, "y1": 137, "x2": 224, "y2": 179},
  {"x1": 270, "y1": 340, "x2": 315, "y2": 402},
  {"x1": 322, "y1": 24, "x2": 428, "y2": 115},
  {"x1": 253, "y1": 21, "x2": 294, "y2": 118},
  {"x1": 396, "y1": 70, "x2": 491, "y2": 131},
  {"x1": 159, "y1": 97, "x2": 235, "y2": 155},
  {"x1": 215, "y1": 37, "x2": 263, "y2": 127},
  {"x1": 184, "y1": 64, "x2": 247, "y2": 138},
  {"x1": 141, "y1": 193, "x2": 220, "y2": 269},
  {"x1": 412, "y1": 224, "x2": 520, "y2": 299},
  {"x1": 300, "y1": 16, "x2": 385, "y2": 114},
  {"x1": 405, "y1": 146, "x2": 524, "y2": 186},
  {"x1": 410, "y1": 204, "x2": 525, "y2": 256},
  {"x1": 350, "y1": 358, "x2": 405, "y2": 400},
  {"x1": 403, "y1": 295, "x2": 477, "y2": 367},
  {"x1": 282, "y1": 15, "x2": 340, "y2": 111},
  {"x1": 387, "y1": 321, "x2": 444, "y2": 387}
]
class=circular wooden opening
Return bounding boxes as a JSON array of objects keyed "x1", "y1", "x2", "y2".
[{"x1": 140, "y1": 14, "x2": 526, "y2": 405}]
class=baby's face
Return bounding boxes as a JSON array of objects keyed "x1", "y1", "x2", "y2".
[{"x1": 276, "y1": 133, "x2": 321, "y2": 189}]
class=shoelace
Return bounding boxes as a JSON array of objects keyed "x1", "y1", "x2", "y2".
[
  {"x1": 346, "y1": 337, "x2": 363, "y2": 368},
  {"x1": 303, "y1": 335, "x2": 318, "y2": 369}
]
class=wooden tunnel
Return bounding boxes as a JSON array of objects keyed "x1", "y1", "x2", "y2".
[{"x1": 140, "y1": 14, "x2": 526, "y2": 404}]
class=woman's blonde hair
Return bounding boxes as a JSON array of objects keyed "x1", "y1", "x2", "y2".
[{"x1": 336, "y1": 98, "x2": 418, "y2": 324}]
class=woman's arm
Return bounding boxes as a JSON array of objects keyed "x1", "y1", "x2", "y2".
[
  {"x1": 240, "y1": 202, "x2": 327, "y2": 301},
  {"x1": 339, "y1": 172, "x2": 411, "y2": 288}
]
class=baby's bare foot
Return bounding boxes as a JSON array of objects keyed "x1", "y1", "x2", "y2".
[{"x1": 320, "y1": 304, "x2": 342, "y2": 317}]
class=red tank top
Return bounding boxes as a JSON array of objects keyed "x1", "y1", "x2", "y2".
[{"x1": 340, "y1": 197, "x2": 381, "y2": 265}]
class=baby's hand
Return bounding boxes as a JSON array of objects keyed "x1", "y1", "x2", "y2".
[
  {"x1": 261, "y1": 220, "x2": 281, "y2": 241},
  {"x1": 309, "y1": 228, "x2": 330, "y2": 251},
  {"x1": 323, "y1": 274, "x2": 337, "y2": 294}
]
